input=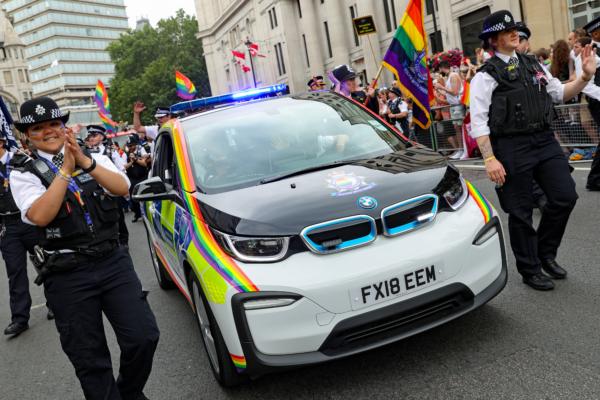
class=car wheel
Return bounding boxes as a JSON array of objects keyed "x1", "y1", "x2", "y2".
[
  {"x1": 189, "y1": 271, "x2": 249, "y2": 387},
  {"x1": 145, "y1": 227, "x2": 175, "y2": 290}
]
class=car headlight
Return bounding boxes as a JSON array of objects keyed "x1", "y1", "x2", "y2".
[
  {"x1": 443, "y1": 175, "x2": 468, "y2": 210},
  {"x1": 211, "y1": 229, "x2": 290, "y2": 262}
]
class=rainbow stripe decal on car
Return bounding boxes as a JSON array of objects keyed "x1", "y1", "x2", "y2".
[
  {"x1": 465, "y1": 180, "x2": 492, "y2": 223},
  {"x1": 230, "y1": 354, "x2": 247, "y2": 370},
  {"x1": 168, "y1": 120, "x2": 259, "y2": 293}
]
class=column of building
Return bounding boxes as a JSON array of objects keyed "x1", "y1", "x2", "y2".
[
  {"x1": 323, "y1": 0, "x2": 350, "y2": 68},
  {"x1": 357, "y1": 0, "x2": 382, "y2": 84},
  {"x1": 299, "y1": 0, "x2": 325, "y2": 78}
]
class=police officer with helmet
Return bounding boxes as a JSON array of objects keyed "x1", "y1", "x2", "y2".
[
  {"x1": 581, "y1": 16, "x2": 600, "y2": 191},
  {"x1": 9, "y1": 97, "x2": 159, "y2": 399},
  {"x1": 0, "y1": 135, "x2": 53, "y2": 337},
  {"x1": 470, "y1": 10, "x2": 597, "y2": 290}
]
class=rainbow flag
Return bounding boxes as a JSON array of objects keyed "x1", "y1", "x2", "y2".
[
  {"x1": 382, "y1": 0, "x2": 431, "y2": 129},
  {"x1": 94, "y1": 80, "x2": 117, "y2": 132},
  {"x1": 460, "y1": 80, "x2": 470, "y2": 107},
  {"x1": 175, "y1": 70, "x2": 197, "y2": 100}
]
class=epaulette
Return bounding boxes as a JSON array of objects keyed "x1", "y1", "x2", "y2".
[{"x1": 8, "y1": 152, "x2": 33, "y2": 172}]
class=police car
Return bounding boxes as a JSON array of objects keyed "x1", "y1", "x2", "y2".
[{"x1": 133, "y1": 85, "x2": 507, "y2": 386}]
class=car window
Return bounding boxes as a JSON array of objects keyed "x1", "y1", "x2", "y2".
[
  {"x1": 154, "y1": 133, "x2": 177, "y2": 187},
  {"x1": 182, "y1": 92, "x2": 408, "y2": 193}
]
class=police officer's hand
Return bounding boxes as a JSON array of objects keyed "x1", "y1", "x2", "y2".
[
  {"x1": 62, "y1": 140, "x2": 76, "y2": 175},
  {"x1": 133, "y1": 101, "x2": 146, "y2": 114},
  {"x1": 485, "y1": 158, "x2": 506, "y2": 186},
  {"x1": 64, "y1": 128, "x2": 92, "y2": 170},
  {"x1": 581, "y1": 44, "x2": 597, "y2": 79}
]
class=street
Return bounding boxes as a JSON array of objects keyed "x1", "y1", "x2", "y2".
[{"x1": 1, "y1": 166, "x2": 599, "y2": 400}]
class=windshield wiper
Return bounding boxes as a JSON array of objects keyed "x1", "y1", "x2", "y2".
[{"x1": 259, "y1": 159, "x2": 361, "y2": 185}]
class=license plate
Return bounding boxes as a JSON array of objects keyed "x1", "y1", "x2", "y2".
[{"x1": 349, "y1": 264, "x2": 444, "y2": 310}]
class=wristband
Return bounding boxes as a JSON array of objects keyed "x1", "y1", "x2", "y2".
[
  {"x1": 484, "y1": 156, "x2": 496, "y2": 163},
  {"x1": 57, "y1": 169, "x2": 72, "y2": 182},
  {"x1": 81, "y1": 157, "x2": 97, "y2": 173}
]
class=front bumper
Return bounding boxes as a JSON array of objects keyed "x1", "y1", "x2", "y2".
[{"x1": 231, "y1": 216, "x2": 507, "y2": 378}]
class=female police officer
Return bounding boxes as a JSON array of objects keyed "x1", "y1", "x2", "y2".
[
  {"x1": 470, "y1": 10, "x2": 596, "y2": 291},
  {"x1": 9, "y1": 97, "x2": 159, "y2": 400}
]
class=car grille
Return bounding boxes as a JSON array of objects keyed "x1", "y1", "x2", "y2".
[
  {"x1": 301, "y1": 215, "x2": 376, "y2": 254},
  {"x1": 381, "y1": 194, "x2": 438, "y2": 237},
  {"x1": 319, "y1": 284, "x2": 473, "y2": 356}
]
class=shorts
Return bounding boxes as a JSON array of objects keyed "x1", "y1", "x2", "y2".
[{"x1": 449, "y1": 105, "x2": 465, "y2": 126}]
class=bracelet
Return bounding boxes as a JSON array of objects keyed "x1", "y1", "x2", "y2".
[
  {"x1": 81, "y1": 157, "x2": 96, "y2": 173},
  {"x1": 56, "y1": 169, "x2": 72, "y2": 183},
  {"x1": 484, "y1": 156, "x2": 496, "y2": 163}
]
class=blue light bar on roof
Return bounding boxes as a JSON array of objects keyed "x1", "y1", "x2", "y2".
[{"x1": 170, "y1": 84, "x2": 290, "y2": 113}]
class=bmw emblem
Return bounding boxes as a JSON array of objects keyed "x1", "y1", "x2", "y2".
[{"x1": 357, "y1": 196, "x2": 378, "y2": 209}]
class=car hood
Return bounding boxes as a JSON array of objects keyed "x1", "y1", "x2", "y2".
[{"x1": 195, "y1": 148, "x2": 452, "y2": 236}]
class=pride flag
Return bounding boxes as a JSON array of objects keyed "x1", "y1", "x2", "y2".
[
  {"x1": 175, "y1": 70, "x2": 197, "y2": 100},
  {"x1": 94, "y1": 80, "x2": 117, "y2": 132},
  {"x1": 460, "y1": 80, "x2": 470, "y2": 107},
  {"x1": 382, "y1": 0, "x2": 431, "y2": 129}
]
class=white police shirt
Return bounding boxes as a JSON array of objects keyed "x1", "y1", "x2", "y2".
[
  {"x1": 9, "y1": 147, "x2": 130, "y2": 225},
  {"x1": 144, "y1": 125, "x2": 159, "y2": 141},
  {"x1": 469, "y1": 51, "x2": 565, "y2": 139},
  {"x1": 573, "y1": 41, "x2": 600, "y2": 101}
]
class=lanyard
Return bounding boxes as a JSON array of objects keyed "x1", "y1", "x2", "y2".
[
  {"x1": 41, "y1": 158, "x2": 95, "y2": 233},
  {"x1": 0, "y1": 153, "x2": 12, "y2": 188}
]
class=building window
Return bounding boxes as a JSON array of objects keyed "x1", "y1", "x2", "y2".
[
  {"x1": 569, "y1": 0, "x2": 600, "y2": 29},
  {"x1": 425, "y1": 0, "x2": 438, "y2": 16},
  {"x1": 459, "y1": 7, "x2": 491, "y2": 57},
  {"x1": 382, "y1": 0, "x2": 397, "y2": 33},
  {"x1": 297, "y1": 0, "x2": 302, "y2": 18},
  {"x1": 268, "y1": 9, "x2": 274, "y2": 29},
  {"x1": 17, "y1": 69, "x2": 25, "y2": 83},
  {"x1": 274, "y1": 42, "x2": 286, "y2": 76},
  {"x1": 349, "y1": 5, "x2": 359, "y2": 47},
  {"x1": 268, "y1": 7, "x2": 278, "y2": 29},
  {"x1": 429, "y1": 31, "x2": 442, "y2": 53},
  {"x1": 302, "y1": 34, "x2": 310, "y2": 67},
  {"x1": 324, "y1": 21, "x2": 333, "y2": 58},
  {"x1": 3, "y1": 71, "x2": 13, "y2": 85}
]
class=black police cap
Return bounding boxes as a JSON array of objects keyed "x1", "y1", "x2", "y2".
[
  {"x1": 14, "y1": 97, "x2": 69, "y2": 133},
  {"x1": 479, "y1": 10, "x2": 519, "y2": 41}
]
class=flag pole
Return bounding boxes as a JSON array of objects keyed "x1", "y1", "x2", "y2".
[
  {"x1": 366, "y1": 34, "x2": 384, "y2": 89},
  {"x1": 244, "y1": 38, "x2": 257, "y2": 88}
]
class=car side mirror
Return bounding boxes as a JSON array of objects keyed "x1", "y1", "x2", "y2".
[{"x1": 132, "y1": 176, "x2": 178, "y2": 202}]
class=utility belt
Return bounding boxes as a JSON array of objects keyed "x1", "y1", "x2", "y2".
[
  {"x1": 0, "y1": 212, "x2": 21, "y2": 224},
  {"x1": 30, "y1": 240, "x2": 120, "y2": 285}
]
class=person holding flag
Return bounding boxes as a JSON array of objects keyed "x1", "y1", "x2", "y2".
[
  {"x1": 0, "y1": 101, "x2": 55, "y2": 336},
  {"x1": 470, "y1": 10, "x2": 597, "y2": 290}
]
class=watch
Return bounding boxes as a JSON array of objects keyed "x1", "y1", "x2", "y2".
[{"x1": 82, "y1": 157, "x2": 97, "y2": 173}]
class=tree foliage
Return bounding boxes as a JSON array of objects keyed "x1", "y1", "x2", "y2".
[{"x1": 107, "y1": 10, "x2": 210, "y2": 125}]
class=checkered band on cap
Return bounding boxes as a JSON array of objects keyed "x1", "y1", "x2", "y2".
[
  {"x1": 587, "y1": 20, "x2": 600, "y2": 33},
  {"x1": 482, "y1": 22, "x2": 506, "y2": 34},
  {"x1": 21, "y1": 115, "x2": 35, "y2": 123},
  {"x1": 50, "y1": 108, "x2": 63, "y2": 118}
]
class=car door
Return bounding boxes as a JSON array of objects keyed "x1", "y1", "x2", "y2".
[{"x1": 149, "y1": 132, "x2": 182, "y2": 279}]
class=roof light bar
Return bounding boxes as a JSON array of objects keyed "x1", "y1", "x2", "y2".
[{"x1": 170, "y1": 84, "x2": 289, "y2": 113}]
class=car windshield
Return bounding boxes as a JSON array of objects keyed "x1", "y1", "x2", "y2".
[{"x1": 182, "y1": 92, "x2": 408, "y2": 193}]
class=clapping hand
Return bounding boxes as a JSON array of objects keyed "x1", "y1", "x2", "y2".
[{"x1": 64, "y1": 127, "x2": 91, "y2": 171}]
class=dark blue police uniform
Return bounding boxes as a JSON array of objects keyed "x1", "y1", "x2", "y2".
[
  {"x1": 10, "y1": 97, "x2": 159, "y2": 400},
  {"x1": 0, "y1": 151, "x2": 41, "y2": 335}
]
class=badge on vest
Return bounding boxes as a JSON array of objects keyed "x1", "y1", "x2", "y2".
[{"x1": 46, "y1": 227, "x2": 62, "y2": 239}]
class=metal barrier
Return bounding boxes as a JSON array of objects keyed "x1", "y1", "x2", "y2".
[{"x1": 422, "y1": 102, "x2": 599, "y2": 154}]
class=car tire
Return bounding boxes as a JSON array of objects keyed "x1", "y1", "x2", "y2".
[
  {"x1": 189, "y1": 271, "x2": 249, "y2": 387},
  {"x1": 145, "y1": 227, "x2": 175, "y2": 290}
]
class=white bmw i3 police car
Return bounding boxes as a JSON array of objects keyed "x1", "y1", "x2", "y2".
[{"x1": 133, "y1": 85, "x2": 507, "y2": 386}]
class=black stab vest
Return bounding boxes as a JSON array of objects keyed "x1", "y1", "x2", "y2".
[
  {"x1": 10, "y1": 152, "x2": 120, "y2": 251},
  {"x1": 0, "y1": 155, "x2": 19, "y2": 215},
  {"x1": 480, "y1": 53, "x2": 554, "y2": 136}
]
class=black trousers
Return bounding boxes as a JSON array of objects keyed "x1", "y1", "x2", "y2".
[
  {"x1": 0, "y1": 220, "x2": 39, "y2": 324},
  {"x1": 44, "y1": 247, "x2": 159, "y2": 400},
  {"x1": 117, "y1": 203, "x2": 129, "y2": 245},
  {"x1": 128, "y1": 179, "x2": 142, "y2": 219},
  {"x1": 586, "y1": 100, "x2": 600, "y2": 189},
  {"x1": 492, "y1": 132, "x2": 578, "y2": 276}
]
